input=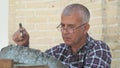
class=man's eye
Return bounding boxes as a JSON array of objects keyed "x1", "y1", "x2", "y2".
[
  {"x1": 60, "y1": 24, "x2": 76, "y2": 28},
  {"x1": 61, "y1": 24, "x2": 65, "y2": 27},
  {"x1": 68, "y1": 25, "x2": 76, "y2": 29}
]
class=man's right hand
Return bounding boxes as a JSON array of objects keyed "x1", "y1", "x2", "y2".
[{"x1": 12, "y1": 27, "x2": 29, "y2": 47}]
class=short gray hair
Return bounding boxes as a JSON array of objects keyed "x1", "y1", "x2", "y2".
[{"x1": 62, "y1": 3, "x2": 90, "y2": 24}]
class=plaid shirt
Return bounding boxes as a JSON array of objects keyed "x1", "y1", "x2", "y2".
[{"x1": 45, "y1": 35, "x2": 111, "y2": 68}]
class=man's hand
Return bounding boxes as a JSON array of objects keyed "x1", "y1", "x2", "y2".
[{"x1": 12, "y1": 27, "x2": 29, "y2": 47}]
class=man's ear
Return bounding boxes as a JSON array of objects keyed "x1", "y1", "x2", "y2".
[{"x1": 84, "y1": 23, "x2": 90, "y2": 34}]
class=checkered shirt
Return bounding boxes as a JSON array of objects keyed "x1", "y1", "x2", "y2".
[{"x1": 45, "y1": 35, "x2": 111, "y2": 68}]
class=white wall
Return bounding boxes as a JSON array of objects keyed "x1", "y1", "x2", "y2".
[{"x1": 0, "y1": 0, "x2": 8, "y2": 50}]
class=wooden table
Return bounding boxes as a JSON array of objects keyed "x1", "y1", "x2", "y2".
[{"x1": 0, "y1": 59, "x2": 49, "y2": 68}]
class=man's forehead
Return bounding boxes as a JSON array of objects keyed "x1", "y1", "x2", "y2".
[{"x1": 61, "y1": 14, "x2": 82, "y2": 24}]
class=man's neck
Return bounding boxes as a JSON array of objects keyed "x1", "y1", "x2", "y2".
[
  {"x1": 71, "y1": 35, "x2": 87, "y2": 54},
  {"x1": 71, "y1": 44, "x2": 84, "y2": 54}
]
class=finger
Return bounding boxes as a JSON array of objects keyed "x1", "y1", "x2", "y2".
[
  {"x1": 18, "y1": 27, "x2": 28, "y2": 38},
  {"x1": 12, "y1": 31, "x2": 19, "y2": 41}
]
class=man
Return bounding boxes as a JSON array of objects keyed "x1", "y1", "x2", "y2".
[{"x1": 12, "y1": 3, "x2": 111, "y2": 68}]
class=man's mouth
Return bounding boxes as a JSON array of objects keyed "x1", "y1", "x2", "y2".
[{"x1": 63, "y1": 37, "x2": 71, "y2": 41}]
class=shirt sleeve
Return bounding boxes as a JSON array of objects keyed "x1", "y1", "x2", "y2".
[
  {"x1": 84, "y1": 41, "x2": 112, "y2": 68},
  {"x1": 45, "y1": 45, "x2": 58, "y2": 58}
]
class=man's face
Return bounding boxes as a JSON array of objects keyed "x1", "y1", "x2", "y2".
[{"x1": 61, "y1": 13, "x2": 88, "y2": 47}]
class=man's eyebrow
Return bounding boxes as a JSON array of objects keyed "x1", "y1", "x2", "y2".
[
  {"x1": 60, "y1": 23, "x2": 76, "y2": 27},
  {"x1": 60, "y1": 22, "x2": 75, "y2": 25},
  {"x1": 67, "y1": 24, "x2": 76, "y2": 26}
]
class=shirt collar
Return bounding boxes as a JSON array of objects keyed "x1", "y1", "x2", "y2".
[
  {"x1": 65, "y1": 34, "x2": 93, "y2": 54},
  {"x1": 79, "y1": 34, "x2": 93, "y2": 50}
]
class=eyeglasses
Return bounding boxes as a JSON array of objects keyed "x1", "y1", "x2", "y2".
[{"x1": 57, "y1": 23, "x2": 86, "y2": 33}]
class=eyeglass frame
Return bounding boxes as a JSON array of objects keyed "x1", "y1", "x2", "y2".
[{"x1": 56, "y1": 23, "x2": 87, "y2": 33}]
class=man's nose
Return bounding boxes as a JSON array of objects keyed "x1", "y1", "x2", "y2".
[{"x1": 62, "y1": 27, "x2": 70, "y2": 34}]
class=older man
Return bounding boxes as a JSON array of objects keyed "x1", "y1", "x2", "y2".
[{"x1": 13, "y1": 3, "x2": 111, "y2": 68}]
